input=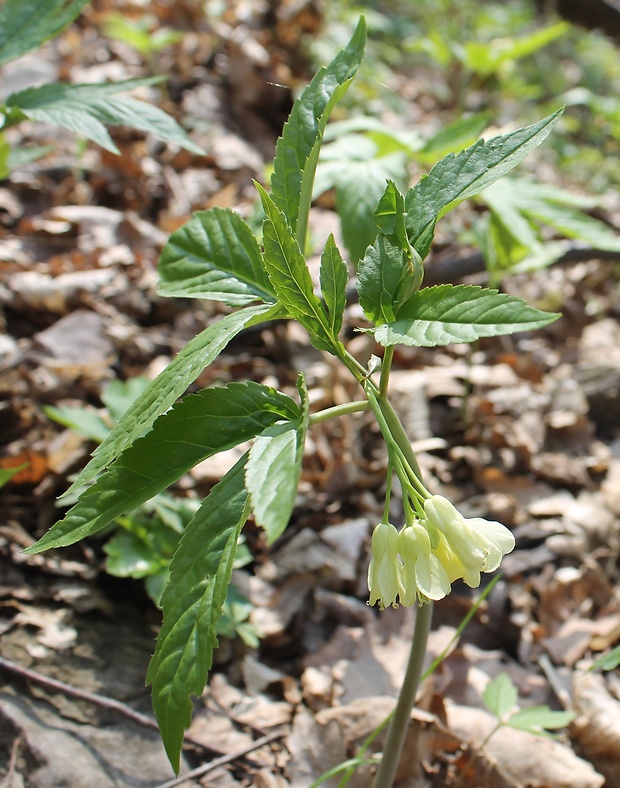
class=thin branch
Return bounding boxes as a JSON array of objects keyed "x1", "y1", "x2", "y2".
[
  {"x1": 153, "y1": 731, "x2": 283, "y2": 788},
  {"x1": 0, "y1": 656, "x2": 238, "y2": 761}
]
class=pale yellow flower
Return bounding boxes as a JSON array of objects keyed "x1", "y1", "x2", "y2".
[
  {"x1": 398, "y1": 522, "x2": 451, "y2": 604},
  {"x1": 422, "y1": 495, "x2": 515, "y2": 588},
  {"x1": 367, "y1": 522, "x2": 401, "y2": 609}
]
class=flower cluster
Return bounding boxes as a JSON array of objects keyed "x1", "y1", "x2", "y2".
[{"x1": 367, "y1": 495, "x2": 515, "y2": 609}]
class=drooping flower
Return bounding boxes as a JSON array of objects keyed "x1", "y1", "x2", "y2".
[
  {"x1": 422, "y1": 495, "x2": 515, "y2": 588},
  {"x1": 367, "y1": 522, "x2": 401, "y2": 609},
  {"x1": 398, "y1": 522, "x2": 451, "y2": 604}
]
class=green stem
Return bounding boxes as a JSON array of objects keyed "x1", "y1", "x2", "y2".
[
  {"x1": 379, "y1": 346, "x2": 395, "y2": 398},
  {"x1": 308, "y1": 400, "x2": 370, "y2": 426},
  {"x1": 376, "y1": 395, "x2": 424, "y2": 482},
  {"x1": 371, "y1": 601, "x2": 434, "y2": 788}
]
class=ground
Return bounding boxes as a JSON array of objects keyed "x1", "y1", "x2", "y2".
[{"x1": 1, "y1": 1, "x2": 620, "y2": 786}]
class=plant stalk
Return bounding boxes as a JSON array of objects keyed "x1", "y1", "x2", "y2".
[{"x1": 371, "y1": 601, "x2": 433, "y2": 788}]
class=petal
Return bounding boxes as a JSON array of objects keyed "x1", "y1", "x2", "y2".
[{"x1": 415, "y1": 551, "x2": 451, "y2": 601}]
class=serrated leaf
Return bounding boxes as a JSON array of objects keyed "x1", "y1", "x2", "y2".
[
  {"x1": 66, "y1": 303, "x2": 280, "y2": 495},
  {"x1": 507, "y1": 706, "x2": 575, "y2": 735},
  {"x1": 404, "y1": 110, "x2": 563, "y2": 259},
  {"x1": 157, "y1": 208, "x2": 276, "y2": 305},
  {"x1": 25, "y1": 382, "x2": 298, "y2": 553},
  {"x1": 257, "y1": 184, "x2": 335, "y2": 353},
  {"x1": 5, "y1": 79, "x2": 203, "y2": 154},
  {"x1": 0, "y1": 0, "x2": 90, "y2": 66},
  {"x1": 357, "y1": 182, "x2": 423, "y2": 325},
  {"x1": 147, "y1": 457, "x2": 249, "y2": 772},
  {"x1": 335, "y1": 154, "x2": 409, "y2": 262},
  {"x1": 270, "y1": 16, "x2": 365, "y2": 246},
  {"x1": 319, "y1": 234, "x2": 348, "y2": 338},
  {"x1": 246, "y1": 375, "x2": 310, "y2": 544},
  {"x1": 367, "y1": 284, "x2": 560, "y2": 347},
  {"x1": 483, "y1": 673, "x2": 518, "y2": 720}
]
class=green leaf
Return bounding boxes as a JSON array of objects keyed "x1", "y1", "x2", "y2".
[
  {"x1": 507, "y1": 706, "x2": 575, "y2": 735},
  {"x1": 7, "y1": 144, "x2": 55, "y2": 170},
  {"x1": 25, "y1": 381, "x2": 298, "y2": 553},
  {"x1": 157, "y1": 208, "x2": 276, "y2": 305},
  {"x1": 0, "y1": 465, "x2": 28, "y2": 489},
  {"x1": 44, "y1": 404, "x2": 111, "y2": 443},
  {"x1": 66, "y1": 303, "x2": 280, "y2": 495},
  {"x1": 462, "y1": 22, "x2": 569, "y2": 78},
  {"x1": 416, "y1": 113, "x2": 493, "y2": 166},
  {"x1": 484, "y1": 177, "x2": 620, "y2": 253},
  {"x1": 483, "y1": 673, "x2": 518, "y2": 720},
  {"x1": 590, "y1": 645, "x2": 620, "y2": 672},
  {"x1": 147, "y1": 457, "x2": 249, "y2": 773},
  {"x1": 366, "y1": 284, "x2": 560, "y2": 347},
  {"x1": 0, "y1": 133, "x2": 10, "y2": 180},
  {"x1": 100, "y1": 377, "x2": 151, "y2": 423},
  {"x1": 256, "y1": 184, "x2": 336, "y2": 353},
  {"x1": 334, "y1": 155, "x2": 408, "y2": 262},
  {"x1": 404, "y1": 110, "x2": 563, "y2": 259},
  {"x1": 5, "y1": 78, "x2": 203, "y2": 155},
  {"x1": 104, "y1": 530, "x2": 167, "y2": 579},
  {"x1": 0, "y1": 0, "x2": 91, "y2": 67},
  {"x1": 357, "y1": 181, "x2": 423, "y2": 325},
  {"x1": 270, "y1": 16, "x2": 366, "y2": 246},
  {"x1": 319, "y1": 234, "x2": 348, "y2": 339},
  {"x1": 246, "y1": 375, "x2": 310, "y2": 544},
  {"x1": 315, "y1": 132, "x2": 408, "y2": 262}
]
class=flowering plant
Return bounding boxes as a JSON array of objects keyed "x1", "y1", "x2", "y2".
[{"x1": 25, "y1": 17, "x2": 560, "y2": 783}]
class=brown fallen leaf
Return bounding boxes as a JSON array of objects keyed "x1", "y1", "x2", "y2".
[
  {"x1": 447, "y1": 702, "x2": 604, "y2": 788},
  {"x1": 572, "y1": 668, "x2": 620, "y2": 786}
]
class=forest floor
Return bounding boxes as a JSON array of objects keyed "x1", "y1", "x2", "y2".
[{"x1": 1, "y1": 2, "x2": 620, "y2": 787}]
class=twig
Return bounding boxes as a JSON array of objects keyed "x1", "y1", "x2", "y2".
[
  {"x1": 153, "y1": 731, "x2": 283, "y2": 788},
  {"x1": 538, "y1": 653, "x2": 574, "y2": 711},
  {"x1": 0, "y1": 656, "x2": 238, "y2": 760}
]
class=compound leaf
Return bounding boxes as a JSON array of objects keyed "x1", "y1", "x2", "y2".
[
  {"x1": 67, "y1": 303, "x2": 281, "y2": 494},
  {"x1": 5, "y1": 79, "x2": 202, "y2": 154},
  {"x1": 367, "y1": 284, "x2": 560, "y2": 347},
  {"x1": 270, "y1": 17, "x2": 366, "y2": 245},
  {"x1": 147, "y1": 457, "x2": 249, "y2": 772},
  {"x1": 483, "y1": 673, "x2": 518, "y2": 720},
  {"x1": 507, "y1": 706, "x2": 575, "y2": 735},
  {"x1": 0, "y1": 0, "x2": 90, "y2": 66},
  {"x1": 404, "y1": 110, "x2": 563, "y2": 259},
  {"x1": 25, "y1": 381, "x2": 297, "y2": 553},
  {"x1": 158, "y1": 208, "x2": 277, "y2": 305}
]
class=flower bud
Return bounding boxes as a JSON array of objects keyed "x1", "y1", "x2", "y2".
[
  {"x1": 368, "y1": 522, "x2": 401, "y2": 609},
  {"x1": 399, "y1": 523, "x2": 451, "y2": 604}
]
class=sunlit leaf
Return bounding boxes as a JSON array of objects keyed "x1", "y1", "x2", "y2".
[
  {"x1": 366, "y1": 284, "x2": 560, "y2": 347},
  {"x1": 158, "y1": 208, "x2": 276, "y2": 305},
  {"x1": 0, "y1": 0, "x2": 90, "y2": 66},
  {"x1": 67, "y1": 303, "x2": 282, "y2": 494},
  {"x1": 270, "y1": 17, "x2": 366, "y2": 246},
  {"x1": 5, "y1": 78, "x2": 203, "y2": 154},
  {"x1": 25, "y1": 382, "x2": 298, "y2": 552},
  {"x1": 404, "y1": 110, "x2": 563, "y2": 258},
  {"x1": 147, "y1": 457, "x2": 249, "y2": 772}
]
